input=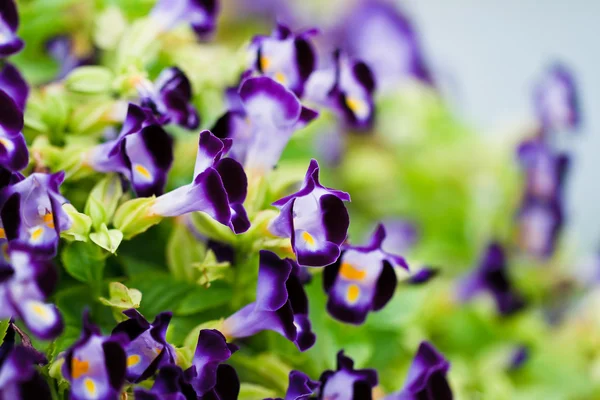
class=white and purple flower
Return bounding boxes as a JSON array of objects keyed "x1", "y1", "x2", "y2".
[
  {"x1": 150, "y1": 0, "x2": 219, "y2": 39},
  {"x1": 0, "y1": 0, "x2": 24, "y2": 58},
  {"x1": 534, "y1": 63, "x2": 579, "y2": 134},
  {"x1": 318, "y1": 351, "x2": 378, "y2": 400}
]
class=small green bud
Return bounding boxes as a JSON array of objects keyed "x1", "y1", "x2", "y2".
[
  {"x1": 60, "y1": 204, "x2": 92, "y2": 242},
  {"x1": 85, "y1": 174, "x2": 124, "y2": 230},
  {"x1": 167, "y1": 221, "x2": 207, "y2": 281},
  {"x1": 113, "y1": 197, "x2": 162, "y2": 239},
  {"x1": 194, "y1": 250, "x2": 230, "y2": 287},
  {"x1": 65, "y1": 66, "x2": 115, "y2": 94},
  {"x1": 99, "y1": 282, "x2": 142, "y2": 322},
  {"x1": 189, "y1": 211, "x2": 236, "y2": 245},
  {"x1": 89, "y1": 223, "x2": 123, "y2": 254}
]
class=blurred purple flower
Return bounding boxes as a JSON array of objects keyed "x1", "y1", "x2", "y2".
[
  {"x1": 151, "y1": 0, "x2": 219, "y2": 39},
  {"x1": 45, "y1": 35, "x2": 95, "y2": 81},
  {"x1": 318, "y1": 351, "x2": 378, "y2": 400},
  {"x1": 265, "y1": 370, "x2": 320, "y2": 400},
  {"x1": 516, "y1": 198, "x2": 563, "y2": 260},
  {"x1": 0, "y1": 89, "x2": 27, "y2": 172},
  {"x1": 0, "y1": 0, "x2": 24, "y2": 58},
  {"x1": 534, "y1": 63, "x2": 579, "y2": 133},
  {"x1": 0, "y1": 62, "x2": 28, "y2": 111}
]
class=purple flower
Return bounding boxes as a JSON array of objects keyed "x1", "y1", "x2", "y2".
[
  {"x1": 138, "y1": 67, "x2": 200, "y2": 130},
  {"x1": 63, "y1": 314, "x2": 128, "y2": 400},
  {"x1": 222, "y1": 250, "x2": 316, "y2": 352},
  {"x1": 150, "y1": 130, "x2": 250, "y2": 234},
  {"x1": 381, "y1": 219, "x2": 419, "y2": 254},
  {"x1": 0, "y1": 89, "x2": 27, "y2": 172},
  {"x1": 517, "y1": 139, "x2": 569, "y2": 201},
  {"x1": 134, "y1": 365, "x2": 197, "y2": 400},
  {"x1": 509, "y1": 345, "x2": 529, "y2": 371},
  {"x1": 0, "y1": 0, "x2": 24, "y2": 58},
  {"x1": 458, "y1": 243, "x2": 525, "y2": 316},
  {"x1": 305, "y1": 50, "x2": 376, "y2": 129},
  {"x1": 384, "y1": 341, "x2": 452, "y2": 400},
  {"x1": 45, "y1": 35, "x2": 95, "y2": 81},
  {"x1": 516, "y1": 198, "x2": 563, "y2": 260},
  {"x1": 407, "y1": 267, "x2": 439, "y2": 285},
  {"x1": 111, "y1": 309, "x2": 176, "y2": 383},
  {"x1": 186, "y1": 329, "x2": 239, "y2": 399},
  {"x1": 0, "y1": 62, "x2": 28, "y2": 111},
  {"x1": 87, "y1": 103, "x2": 174, "y2": 197},
  {"x1": 270, "y1": 159, "x2": 349, "y2": 267},
  {"x1": 323, "y1": 224, "x2": 408, "y2": 324},
  {"x1": 0, "y1": 325, "x2": 52, "y2": 399},
  {"x1": 534, "y1": 63, "x2": 579, "y2": 133},
  {"x1": 265, "y1": 370, "x2": 320, "y2": 400},
  {"x1": 0, "y1": 171, "x2": 71, "y2": 256},
  {"x1": 249, "y1": 23, "x2": 318, "y2": 97},
  {"x1": 340, "y1": 0, "x2": 433, "y2": 88},
  {"x1": 150, "y1": 0, "x2": 219, "y2": 39},
  {"x1": 0, "y1": 243, "x2": 63, "y2": 339},
  {"x1": 212, "y1": 76, "x2": 318, "y2": 173},
  {"x1": 318, "y1": 351, "x2": 378, "y2": 400}
]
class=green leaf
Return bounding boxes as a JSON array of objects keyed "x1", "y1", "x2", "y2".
[
  {"x1": 90, "y1": 223, "x2": 123, "y2": 253},
  {"x1": 99, "y1": 282, "x2": 142, "y2": 322},
  {"x1": 175, "y1": 282, "x2": 232, "y2": 316},
  {"x1": 238, "y1": 383, "x2": 278, "y2": 400},
  {"x1": 0, "y1": 319, "x2": 9, "y2": 343},
  {"x1": 167, "y1": 222, "x2": 206, "y2": 280},
  {"x1": 85, "y1": 174, "x2": 124, "y2": 230},
  {"x1": 60, "y1": 203, "x2": 92, "y2": 242},
  {"x1": 65, "y1": 66, "x2": 115, "y2": 94},
  {"x1": 189, "y1": 211, "x2": 236, "y2": 244},
  {"x1": 127, "y1": 273, "x2": 196, "y2": 318},
  {"x1": 60, "y1": 241, "x2": 106, "y2": 285}
]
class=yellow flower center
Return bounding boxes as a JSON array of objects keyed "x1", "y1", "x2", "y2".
[
  {"x1": 339, "y1": 262, "x2": 366, "y2": 281},
  {"x1": 127, "y1": 354, "x2": 141, "y2": 367},
  {"x1": 302, "y1": 231, "x2": 315, "y2": 246},
  {"x1": 71, "y1": 357, "x2": 90, "y2": 379},
  {"x1": 346, "y1": 284, "x2": 361, "y2": 303}
]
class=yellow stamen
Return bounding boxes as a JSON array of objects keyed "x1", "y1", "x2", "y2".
[
  {"x1": 71, "y1": 357, "x2": 90, "y2": 379},
  {"x1": 339, "y1": 262, "x2": 366, "y2": 281},
  {"x1": 0, "y1": 228, "x2": 5, "y2": 239},
  {"x1": 345, "y1": 96, "x2": 367, "y2": 116},
  {"x1": 0, "y1": 137, "x2": 10, "y2": 149},
  {"x1": 302, "y1": 231, "x2": 315, "y2": 246},
  {"x1": 134, "y1": 164, "x2": 152, "y2": 180},
  {"x1": 84, "y1": 378, "x2": 96, "y2": 396},
  {"x1": 30, "y1": 226, "x2": 44, "y2": 241},
  {"x1": 43, "y1": 213, "x2": 54, "y2": 229},
  {"x1": 32, "y1": 303, "x2": 49, "y2": 318},
  {"x1": 274, "y1": 72, "x2": 287, "y2": 85},
  {"x1": 154, "y1": 347, "x2": 163, "y2": 355},
  {"x1": 260, "y1": 56, "x2": 271, "y2": 71},
  {"x1": 127, "y1": 355, "x2": 141, "y2": 367},
  {"x1": 346, "y1": 284, "x2": 360, "y2": 303}
]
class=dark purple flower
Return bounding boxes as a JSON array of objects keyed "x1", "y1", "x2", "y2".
[
  {"x1": 62, "y1": 314, "x2": 128, "y2": 400},
  {"x1": 0, "y1": 243, "x2": 63, "y2": 339},
  {"x1": 150, "y1": 0, "x2": 219, "y2": 39},
  {"x1": 134, "y1": 365, "x2": 197, "y2": 400},
  {"x1": 222, "y1": 250, "x2": 316, "y2": 351},
  {"x1": 0, "y1": 325, "x2": 52, "y2": 399},
  {"x1": 138, "y1": 67, "x2": 200, "y2": 130},
  {"x1": 265, "y1": 370, "x2": 320, "y2": 400},
  {"x1": 384, "y1": 341, "x2": 452, "y2": 400},
  {"x1": 323, "y1": 224, "x2": 408, "y2": 324},
  {"x1": 340, "y1": 0, "x2": 433, "y2": 88},
  {"x1": 186, "y1": 329, "x2": 239, "y2": 399},
  {"x1": 517, "y1": 139, "x2": 569, "y2": 201},
  {"x1": 458, "y1": 242, "x2": 525, "y2": 316},
  {"x1": 270, "y1": 159, "x2": 349, "y2": 267},
  {"x1": 0, "y1": 62, "x2": 28, "y2": 111},
  {"x1": 212, "y1": 76, "x2": 317, "y2": 173},
  {"x1": 305, "y1": 50, "x2": 375, "y2": 129},
  {"x1": 318, "y1": 351, "x2": 378, "y2": 400},
  {"x1": 0, "y1": 0, "x2": 24, "y2": 58},
  {"x1": 111, "y1": 309, "x2": 176, "y2": 383},
  {"x1": 534, "y1": 63, "x2": 579, "y2": 133},
  {"x1": 88, "y1": 103, "x2": 174, "y2": 197},
  {"x1": 0, "y1": 89, "x2": 27, "y2": 172},
  {"x1": 407, "y1": 267, "x2": 439, "y2": 285},
  {"x1": 150, "y1": 130, "x2": 250, "y2": 234},
  {"x1": 249, "y1": 23, "x2": 318, "y2": 97},
  {"x1": 0, "y1": 171, "x2": 71, "y2": 256},
  {"x1": 508, "y1": 345, "x2": 529, "y2": 371},
  {"x1": 516, "y1": 198, "x2": 563, "y2": 260},
  {"x1": 45, "y1": 35, "x2": 95, "y2": 81}
]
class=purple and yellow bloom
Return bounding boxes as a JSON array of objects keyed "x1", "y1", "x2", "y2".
[
  {"x1": 270, "y1": 159, "x2": 349, "y2": 267},
  {"x1": 323, "y1": 224, "x2": 409, "y2": 325},
  {"x1": 534, "y1": 63, "x2": 579, "y2": 133},
  {"x1": 0, "y1": 242, "x2": 63, "y2": 339},
  {"x1": 384, "y1": 341, "x2": 452, "y2": 400},
  {"x1": 0, "y1": 0, "x2": 24, "y2": 58},
  {"x1": 213, "y1": 76, "x2": 317, "y2": 174},
  {"x1": 516, "y1": 198, "x2": 563, "y2": 260},
  {"x1": 111, "y1": 309, "x2": 176, "y2": 383},
  {"x1": 138, "y1": 67, "x2": 200, "y2": 130},
  {"x1": 88, "y1": 103, "x2": 174, "y2": 197},
  {"x1": 517, "y1": 139, "x2": 569, "y2": 201},
  {"x1": 150, "y1": 130, "x2": 250, "y2": 234},
  {"x1": 0, "y1": 62, "x2": 28, "y2": 111},
  {"x1": 305, "y1": 50, "x2": 376, "y2": 129},
  {"x1": 63, "y1": 314, "x2": 128, "y2": 400},
  {"x1": 458, "y1": 242, "x2": 525, "y2": 316},
  {"x1": 318, "y1": 351, "x2": 378, "y2": 400},
  {"x1": 265, "y1": 370, "x2": 319, "y2": 400},
  {"x1": 0, "y1": 325, "x2": 52, "y2": 399},
  {"x1": 222, "y1": 250, "x2": 316, "y2": 351},
  {"x1": 340, "y1": 0, "x2": 433, "y2": 88},
  {"x1": 150, "y1": 0, "x2": 219, "y2": 39},
  {"x1": 0, "y1": 89, "x2": 27, "y2": 172},
  {"x1": 134, "y1": 365, "x2": 197, "y2": 400},
  {"x1": 0, "y1": 171, "x2": 71, "y2": 256},
  {"x1": 249, "y1": 23, "x2": 318, "y2": 97}
]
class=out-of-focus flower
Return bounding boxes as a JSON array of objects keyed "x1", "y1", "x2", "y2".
[
  {"x1": 270, "y1": 159, "x2": 349, "y2": 267},
  {"x1": 516, "y1": 198, "x2": 563, "y2": 260},
  {"x1": 0, "y1": 243, "x2": 63, "y2": 339},
  {"x1": 222, "y1": 250, "x2": 316, "y2": 351},
  {"x1": 187, "y1": 329, "x2": 239, "y2": 398},
  {"x1": 111, "y1": 309, "x2": 176, "y2": 383},
  {"x1": 265, "y1": 370, "x2": 320, "y2": 400},
  {"x1": 381, "y1": 219, "x2": 419, "y2": 254},
  {"x1": 0, "y1": 325, "x2": 52, "y2": 399},
  {"x1": 0, "y1": 0, "x2": 24, "y2": 58},
  {"x1": 0, "y1": 62, "x2": 28, "y2": 111},
  {"x1": 407, "y1": 267, "x2": 439, "y2": 285},
  {"x1": 150, "y1": 130, "x2": 250, "y2": 234},
  {"x1": 340, "y1": 0, "x2": 433, "y2": 89},
  {"x1": 88, "y1": 103, "x2": 174, "y2": 197},
  {"x1": 150, "y1": 0, "x2": 219, "y2": 39},
  {"x1": 305, "y1": 50, "x2": 376, "y2": 129},
  {"x1": 323, "y1": 224, "x2": 408, "y2": 324},
  {"x1": 534, "y1": 63, "x2": 579, "y2": 133},
  {"x1": 213, "y1": 77, "x2": 318, "y2": 174},
  {"x1": 318, "y1": 351, "x2": 378, "y2": 400},
  {"x1": 0, "y1": 171, "x2": 71, "y2": 256},
  {"x1": 458, "y1": 242, "x2": 525, "y2": 316},
  {"x1": 517, "y1": 140, "x2": 569, "y2": 201},
  {"x1": 45, "y1": 35, "x2": 95, "y2": 81},
  {"x1": 134, "y1": 365, "x2": 197, "y2": 400},
  {"x1": 384, "y1": 341, "x2": 452, "y2": 400},
  {"x1": 0, "y1": 90, "x2": 27, "y2": 172},
  {"x1": 508, "y1": 345, "x2": 529, "y2": 371},
  {"x1": 248, "y1": 23, "x2": 318, "y2": 97},
  {"x1": 62, "y1": 314, "x2": 128, "y2": 400},
  {"x1": 138, "y1": 67, "x2": 200, "y2": 130}
]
